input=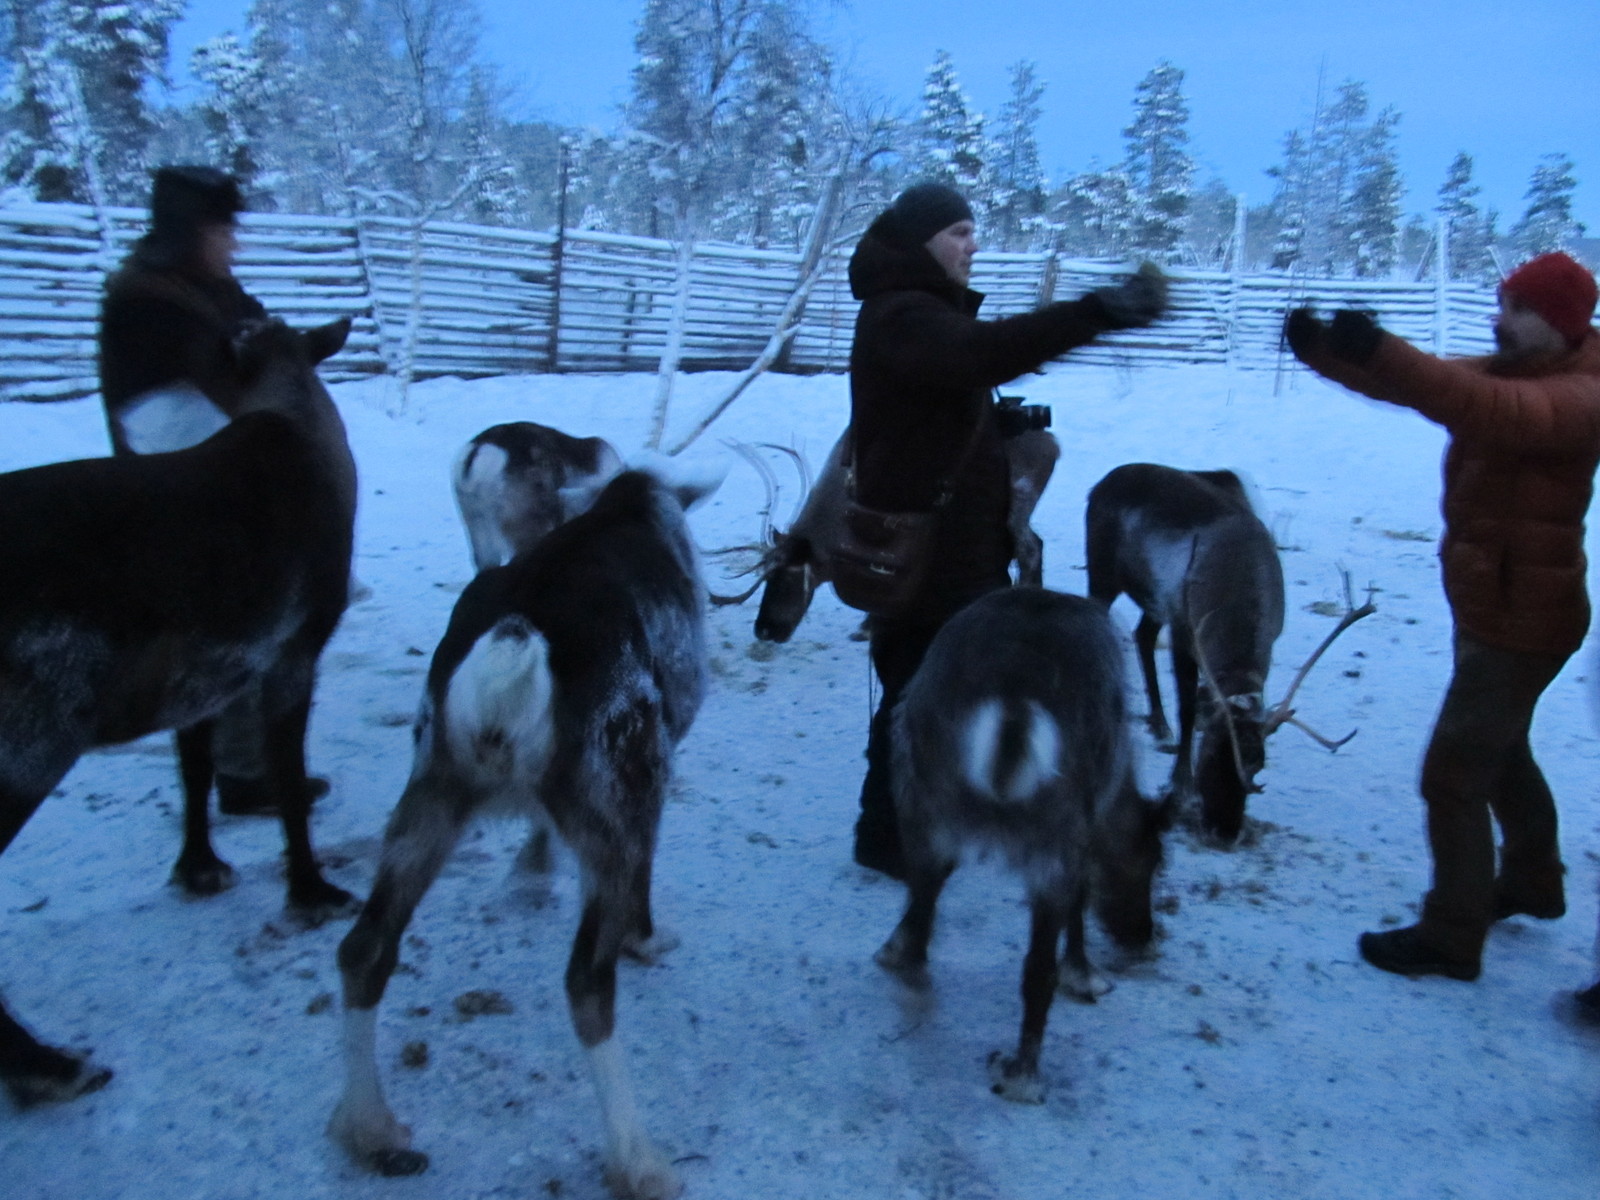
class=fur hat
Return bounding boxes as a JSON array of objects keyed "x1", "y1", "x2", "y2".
[
  {"x1": 1499, "y1": 252, "x2": 1597, "y2": 346},
  {"x1": 883, "y1": 182, "x2": 974, "y2": 249},
  {"x1": 149, "y1": 165, "x2": 245, "y2": 245}
]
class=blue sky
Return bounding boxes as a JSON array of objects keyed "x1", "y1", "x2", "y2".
[{"x1": 171, "y1": 0, "x2": 1599, "y2": 230}]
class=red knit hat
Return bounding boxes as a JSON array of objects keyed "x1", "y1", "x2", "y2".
[{"x1": 1499, "y1": 252, "x2": 1598, "y2": 346}]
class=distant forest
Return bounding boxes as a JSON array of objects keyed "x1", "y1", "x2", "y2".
[{"x1": 0, "y1": 0, "x2": 1588, "y2": 279}]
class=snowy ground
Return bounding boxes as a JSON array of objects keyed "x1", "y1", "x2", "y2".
[{"x1": 1, "y1": 357, "x2": 1598, "y2": 1200}]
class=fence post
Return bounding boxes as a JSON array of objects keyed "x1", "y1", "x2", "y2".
[
  {"x1": 1227, "y1": 195, "x2": 1248, "y2": 366},
  {"x1": 546, "y1": 138, "x2": 570, "y2": 373}
]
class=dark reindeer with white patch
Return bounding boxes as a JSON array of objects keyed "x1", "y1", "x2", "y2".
[
  {"x1": 729, "y1": 427, "x2": 1060, "y2": 642},
  {"x1": 452, "y1": 421, "x2": 623, "y2": 572},
  {"x1": 1086, "y1": 462, "x2": 1286, "y2": 841},
  {"x1": 330, "y1": 465, "x2": 716, "y2": 1200},
  {"x1": 0, "y1": 317, "x2": 357, "y2": 1107},
  {"x1": 876, "y1": 587, "x2": 1170, "y2": 1103}
]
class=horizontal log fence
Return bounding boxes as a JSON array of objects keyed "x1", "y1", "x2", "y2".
[{"x1": 0, "y1": 201, "x2": 1500, "y2": 403}]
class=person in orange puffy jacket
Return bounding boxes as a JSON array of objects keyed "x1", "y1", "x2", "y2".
[{"x1": 1285, "y1": 251, "x2": 1600, "y2": 983}]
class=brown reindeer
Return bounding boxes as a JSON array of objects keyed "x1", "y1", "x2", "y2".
[
  {"x1": 720, "y1": 427, "x2": 1060, "y2": 642},
  {"x1": 1086, "y1": 462, "x2": 1371, "y2": 841}
]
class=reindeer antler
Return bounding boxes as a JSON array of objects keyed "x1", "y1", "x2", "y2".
[{"x1": 1264, "y1": 569, "x2": 1377, "y2": 749}]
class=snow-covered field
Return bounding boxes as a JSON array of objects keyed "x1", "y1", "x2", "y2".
[{"x1": 2, "y1": 358, "x2": 1598, "y2": 1200}]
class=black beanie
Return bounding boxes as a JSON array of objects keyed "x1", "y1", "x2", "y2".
[
  {"x1": 149, "y1": 165, "x2": 245, "y2": 245},
  {"x1": 884, "y1": 182, "x2": 973, "y2": 248}
]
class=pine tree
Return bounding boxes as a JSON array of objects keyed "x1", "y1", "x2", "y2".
[
  {"x1": 1122, "y1": 60, "x2": 1192, "y2": 257},
  {"x1": 0, "y1": 0, "x2": 183, "y2": 205},
  {"x1": 1435, "y1": 151, "x2": 1494, "y2": 281},
  {"x1": 1051, "y1": 165, "x2": 1137, "y2": 258},
  {"x1": 988, "y1": 60, "x2": 1046, "y2": 250},
  {"x1": 1347, "y1": 105, "x2": 1401, "y2": 277},
  {"x1": 915, "y1": 51, "x2": 985, "y2": 196},
  {"x1": 1511, "y1": 152, "x2": 1585, "y2": 257}
]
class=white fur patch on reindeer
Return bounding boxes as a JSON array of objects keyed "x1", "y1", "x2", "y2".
[
  {"x1": 118, "y1": 383, "x2": 230, "y2": 454},
  {"x1": 443, "y1": 617, "x2": 555, "y2": 788},
  {"x1": 961, "y1": 699, "x2": 1060, "y2": 803}
]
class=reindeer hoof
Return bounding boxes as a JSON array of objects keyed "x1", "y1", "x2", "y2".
[
  {"x1": 370, "y1": 1147, "x2": 429, "y2": 1176},
  {"x1": 622, "y1": 928, "x2": 680, "y2": 964},
  {"x1": 986, "y1": 1051, "x2": 1046, "y2": 1104},
  {"x1": 3, "y1": 1045, "x2": 112, "y2": 1107},
  {"x1": 1058, "y1": 964, "x2": 1113, "y2": 1002},
  {"x1": 874, "y1": 939, "x2": 932, "y2": 991},
  {"x1": 288, "y1": 878, "x2": 360, "y2": 924},
  {"x1": 602, "y1": 1146, "x2": 682, "y2": 1200},
  {"x1": 171, "y1": 853, "x2": 238, "y2": 896}
]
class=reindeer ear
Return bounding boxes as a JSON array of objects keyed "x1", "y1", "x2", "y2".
[
  {"x1": 230, "y1": 317, "x2": 275, "y2": 384},
  {"x1": 303, "y1": 316, "x2": 352, "y2": 365}
]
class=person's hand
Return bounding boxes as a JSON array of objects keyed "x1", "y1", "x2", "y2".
[
  {"x1": 1328, "y1": 309, "x2": 1385, "y2": 366},
  {"x1": 1282, "y1": 307, "x2": 1325, "y2": 360},
  {"x1": 1091, "y1": 261, "x2": 1169, "y2": 329}
]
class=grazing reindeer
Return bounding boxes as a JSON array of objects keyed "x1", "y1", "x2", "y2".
[
  {"x1": 876, "y1": 587, "x2": 1170, "y2": 1103},
  {"x1": 724, "y1": 428, "x2": 1060, "y2": 643},
  {"x1": 330, "y1": 464, "x2": 718, "y2": 1200},
  {"x1": 0, "y1": 317, "x2": 357, "y2": 1107},
  {"x1": 452, "y1": 421, "x2": 624, "y2": 572},
  {"x1": 1085, "y1": 462, "x2": 1286, "y2": 841}
]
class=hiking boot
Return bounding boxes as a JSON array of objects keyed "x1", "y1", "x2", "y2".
[
  {"x1": 217, "y1": 774, "x2": 331, "y2": 817},
  {"x1": 1358, "y1": 925, "x2": 1480, "y2": 982}
]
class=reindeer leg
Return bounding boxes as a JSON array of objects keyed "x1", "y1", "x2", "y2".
[
  {"x1": 260, "y1": 676, "x2": 355, "y2": 916},
  {"x1": 1057, "y1": 886, "x2": 1111, "y2": 1002},
  {"x1": 621, "y1": 851, "x2": 678, "y2": 964},
  {"x1": 1170, "y1": 639, "x2": 1200, "y2": 802},
  {"x1": 569, "y1": 886, "x2": 682, "y2": 1200},
  {"x1": 0, "y1": 756, "x2": 115, "y2": 1105},
  {"x1": 874, "y1": 859, "x2": 954, "y2": 991},
  {"x1": 331, "y1": 775, "x2": 467, "y2": 1176},
  {"x1": 989, "y1": 898, "x2": 1063, "y2": 1104},
  {"x1": 170, "y1": 721, "x2": 237, "y2": 896},
  {"x1": 1135, "y1": 615, "x2": 1174, "y2": 745}
]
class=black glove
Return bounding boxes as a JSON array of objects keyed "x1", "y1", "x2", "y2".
[
  {"x1": 1328, "y1": 309, "x2": 1384, "y2": 366},
  {"x1": 1282, "y1": 307, "x2": 1325, "y2": 359},
  {"x1": 1089, "y1": 261, "x2": 1169, "y2": 330}
]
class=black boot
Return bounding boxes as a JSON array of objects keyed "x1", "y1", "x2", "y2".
[
  {"x1": 1575, "y1": 980, "x2": 1600, "y2": 1023},
  {"x1": 1492, "y1": 868, "x2": 1566, "y2": 921},
  {"x1": 1358, "y1": 925, "x2": 1480, "y2": 982}
]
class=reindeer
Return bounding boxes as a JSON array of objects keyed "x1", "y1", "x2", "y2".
[
  {"x1": 452, "y1": 421, "x2": 624, "y2": 573},
  {"x1": 721, "y1": 427, "x2": 1060, "y2": 643},
  {"x1": 875, "y1": 586, "x2": 1171, "y2": 1103},
  {"x1": 329, "y1": 463, "x2": 719, "y2": 1200},
  {"x1": 1085, "y1": 463, "x2": 1285, "y2": 841},
  {"x1": 0, "y1": 317, "x2": 358, "y2": 1107}
]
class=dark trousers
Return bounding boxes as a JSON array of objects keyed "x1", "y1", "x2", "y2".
[
  {"x1": 1417, "y1": 631, "x2": 1569, "y2": 957},
  {"x1": 853, "y1": 616, "x2": 943, "y2": 860}
]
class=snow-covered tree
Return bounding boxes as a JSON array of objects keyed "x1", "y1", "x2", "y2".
[
  {"x1": 1122, "y1": 60, "x2": 1192, "y2": 257},
  {"x1": 914, "y1": 51, "x2": 985, "y2": 196},
  {"x1": 1511, "y1": 152, "x2": 1585, "y2": 258},
  {"x1": 1268, "y1": 79, "x2": 1403, "y2": 276},
  {"x1": 987, "y1": 60, "x2": 1046, "y2": 251},
  {"x1": 1051, "y1": 165, "x2": 1138, "y2": 258},
  {"x1": 1435, "y1": 151, "x2": 1496, "y2": 282},
  {"x1": 1347, "y1": 105, "x2": 1401, "y2": 277},
  {"x1": 190, "y1": 32, "x2": 278, "y2": 203},
  {"x1": 460, "y1": 67, "x2": 527, "y2": 225},
  {"x1": 0, "y1": 0, "x2": 183, "y2": 205}
]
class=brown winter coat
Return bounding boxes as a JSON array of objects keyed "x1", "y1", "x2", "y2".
[
  {"x1": 97, "y1": 239, "x2": 268, "y2": 456},
  {"x1": 1299, "y1": 328, "x2": 1600, "y2": 656},
  {"x1": 847, "y1": 215, "x2": 1115, "y2": 621}
]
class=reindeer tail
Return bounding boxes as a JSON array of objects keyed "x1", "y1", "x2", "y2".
[
  {"x1": 960, "y1": 698, "x2": 1061, "y2": 804},
  {"x1": 442, "y1": 616, "x2": 555, "y2": 786}
]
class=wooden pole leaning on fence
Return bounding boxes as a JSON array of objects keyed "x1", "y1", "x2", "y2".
[{"x1": 547, "y1": 139, "x2": 570, "y2": 374}]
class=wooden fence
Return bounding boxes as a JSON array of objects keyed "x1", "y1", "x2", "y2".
[{"x1": 0, "y1": 201, "x2": 1499, "y2": 403}]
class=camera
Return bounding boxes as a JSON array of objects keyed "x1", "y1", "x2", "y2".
[{"x1": 995, "y1": 393, "x2": 1051, "y2": 437}]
